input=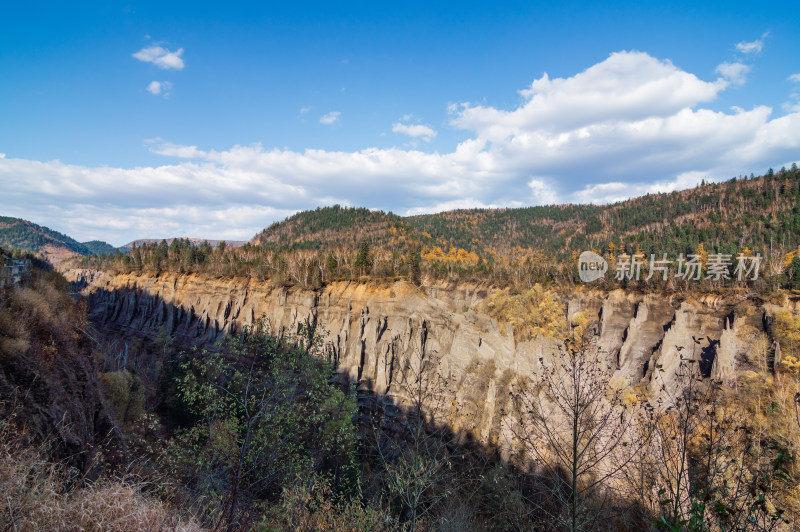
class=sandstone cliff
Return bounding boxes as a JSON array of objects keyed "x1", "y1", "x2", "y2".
[{"x1": 66, "y1": 269, "x2": 795, "y2": 457}]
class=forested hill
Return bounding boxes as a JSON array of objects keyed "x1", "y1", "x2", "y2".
[
  {"x1": 82, "y1": 240, "x2": 117, "y2": 255},
  {"x1": 252, "y1": 206, "x2": 407, "y2": 248},
  {"x1": 253, "y1": 165, "x2": 800, "y2": 262},
  {"x1": 0, "y1": 216, "x2": 115, "y2": 262},
  {"x1": 81, "y1": 164, "x2": 800, "y2": 291}
]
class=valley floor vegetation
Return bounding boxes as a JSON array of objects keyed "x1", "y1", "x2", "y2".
[{"x1": 2, "y1": 256, "x2": 800, "y2": 530}]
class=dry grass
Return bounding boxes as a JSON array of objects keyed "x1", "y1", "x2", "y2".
[
  {"x1": 0, "y1": 420, "x2": 204, "y2": 532},
  {"x1": 0, "y1": 270, "x2": 80, "y2": 360},
  {"x1": 775, "y1": 309, "x2": 800, "y2": 363}
]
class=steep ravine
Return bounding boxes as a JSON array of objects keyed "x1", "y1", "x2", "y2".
[{"x1": 66, "y1": 269, "x2": 795, "y2": 458}]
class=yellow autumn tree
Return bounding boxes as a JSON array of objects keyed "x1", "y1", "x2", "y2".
[
  {"x1": 695, "y1": 242, "x2": 709, "y2": 268},
  {"x1": 479, "y1": 285, "x2": 568, "y2": 341},
  {"x1": 775, "y1": 310, "x2": 800, "y2": 370}
]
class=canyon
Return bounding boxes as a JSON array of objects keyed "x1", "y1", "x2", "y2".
[{"x1": 66, "y1": 268, "x2": 796, "y2": 458}]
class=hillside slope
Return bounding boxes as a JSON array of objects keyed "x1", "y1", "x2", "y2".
[
  {"x1": 0, "y1": 216, "x2": 116, "y2": 263},
  {"x1": 252, "y1": 205, "x2": 407, "y2": 249},
  {"x1": 410, "y1": 166, "x2": 800, "y2": 261},
  {"x1": 0, "y1": 253, "x2": 123, "y2": 472},
  {"x1": 252, "y1": 165, "x2": 800, "y2": 262}
]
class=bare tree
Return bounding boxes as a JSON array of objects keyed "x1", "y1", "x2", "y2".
[
  {"x1": 383, "y1": 344, "x2": 453, "y2": 530},
  {"x1": 647, "y1": 339, "x2": 789, "y2": 531},
  {"x1": 511, "y1": 335, "x2": 646, "y2": 531}
]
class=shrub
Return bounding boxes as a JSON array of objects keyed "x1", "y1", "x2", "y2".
[
  {"x1": 172, "y1": 318, "x2": 359, "y2": 527},
  {"x1": 100, "y1": 370, "x2": 146, "y2": 423},
  {"x1": 260, "y1": 473, "x2": 396, "y2": 531}
]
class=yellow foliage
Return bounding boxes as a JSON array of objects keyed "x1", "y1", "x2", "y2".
[
  {"x1": 570, "y1": 312, "x2": 590, "y2": 340},
  {"x1": 781, "y1": 355, "x2": 800, "y2": 373},
  {"x1": 621, "y1": 387, "x2": 641, "y2": 405},
  {"x1": 479, "y1": 285, "x2": 567, "y2": 341},
  {"x1": 422, "y1": 245, "x2": 480, "y2": 266},
  {"x1": 784, "y1": 249, "x2": 800, "y2": 267},
  {"x1": 695, "y1": 242, "x2": 708, "y2": 266},
  {"x1": 774, "y1": 309, "x2": 800, "y2": 358}
]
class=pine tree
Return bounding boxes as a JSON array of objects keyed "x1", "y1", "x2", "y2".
[{"x1": 354, "y1": 241, "x2": 373, "y2": 276}]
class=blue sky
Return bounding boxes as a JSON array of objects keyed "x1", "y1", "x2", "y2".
[{"x1": 1, "y1": 1, "x2": 799, "y2": 245}]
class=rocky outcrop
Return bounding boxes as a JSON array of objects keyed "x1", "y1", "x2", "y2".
[{"x1": 67, "y1": 269, "x2": 792, "y2": 456}]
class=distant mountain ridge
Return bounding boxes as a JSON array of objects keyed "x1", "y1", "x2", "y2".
[
  {"x1": 0, "y1": 214, "x2": 250, "y2": 265},
  {"x1": 0, "y1": 216, "x2": 117, "y2": 264},
  {"x1": 82, "y1": 240, "x2": 118, "y2": 255}
]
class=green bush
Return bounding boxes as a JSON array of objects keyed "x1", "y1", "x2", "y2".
[{"x1": 172, "y1": 318, "x2": 359, "y2": 527}]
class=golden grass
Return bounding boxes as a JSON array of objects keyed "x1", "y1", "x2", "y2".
[{"x1": 0, "y1": 421, "x2": 204, "y2": 531}]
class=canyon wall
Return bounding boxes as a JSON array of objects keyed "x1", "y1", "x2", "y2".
[{"x1": 67, "y1": 269, "x2": 794, "y2": 456}]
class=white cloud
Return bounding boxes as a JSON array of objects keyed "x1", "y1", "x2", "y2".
[
  {"x1": 715, "y1": 62, "x2": 750, "y2": 87},
  {"x1": 735, "y1": 32, "x2": 768, "y2": 54},
  {"x1": 404, "y1": 198, "x2": 517, "y2": 216},
  {"x1": 146, "y1": 80, "x2": 172, "y2": 96},
  {"x1": 133, "y1": 45, "x2": 185, "y2": 70},
  {"x1": 570, "y1": 171, "x2": 709, "y2": 204},
  {"x1": 3, "y1": 49, "x2": 800, "y2": 244},
  {"x1": 148, "y1": 141, "x2": 203, "y2": 158},
  {"x1": 451, "y1": 51, "x2": 722, "y2": 137},
  {"x1": 528, "y1": 179, "x2": 559, "y2": 205},
  {"x1": 319, "y1": 111, "x2": 341, "y2": 125},
  {"x1": 392, "y1": 122, "x2": 437, "y2": 141},
  {"x1": 299, "y1": 106, "x2": 312, "y2": 114},
  {"x1": 789, "y1": 73, "x2": 800, "y2": 83}
]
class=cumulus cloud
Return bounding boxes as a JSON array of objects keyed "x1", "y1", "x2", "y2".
[
  {"x1": 146, "y1": 80, "x2": 172, "y2": 96},
  {"x1": 404, "y1": 198, "x2": 517, "y2": 216},
  {"x1": 715, "y1": 62, "x2": 750, "y2": 87},
  {"x1": 789, "y1": 73, "x2": 800, "y2": 83},
  {"x1": 451, "y1": 51, "x2": 722, "y2": 137},
  {"x1": 319, "y1": 111, "x2": 341, "y2": 125},
  {"x1": 392, "y1": 122, "x2": 437, "y2": 141},
  {"x1": 736, "y1": 32, "x2": 768, "y2": 54},
  {"x1": 133, "y1": 45, "x2": 185, "y2": 70},
  {"x1": 528, "y1": 179, "x2": 559, "y2": 205},
  {"x1": 3, "y1": 50, "x2": 800, "y2": 243},
  {"x1": 569, "y1": 171, "x2": 712, "y2": 204}
]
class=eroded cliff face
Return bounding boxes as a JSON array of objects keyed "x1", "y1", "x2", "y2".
[{"x1": 66, "y1": 269, "x2": 794, "y2": 457}]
